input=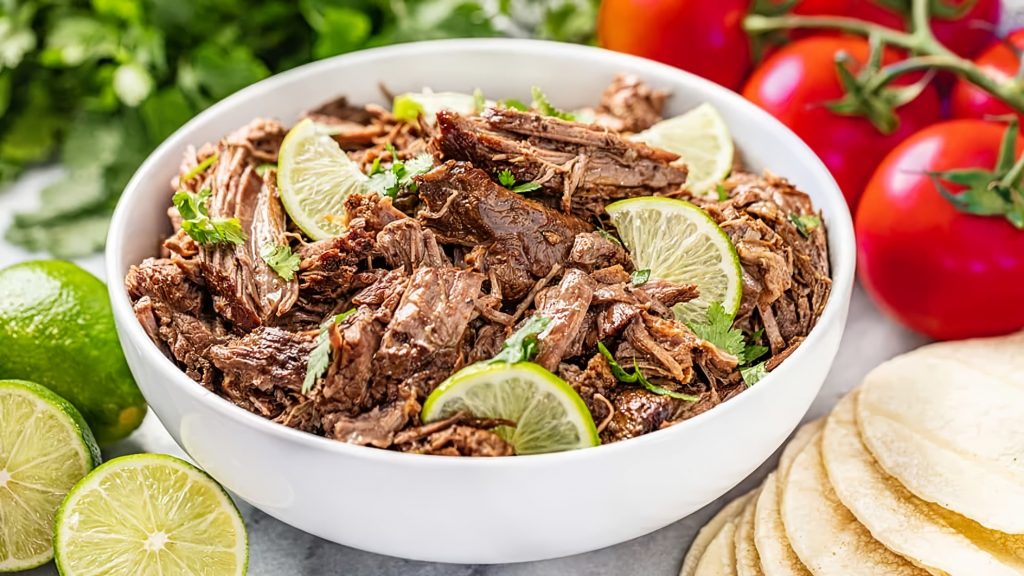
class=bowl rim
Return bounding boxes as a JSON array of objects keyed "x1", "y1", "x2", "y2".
[{"x1": 106, "y1": 38, "x2": 855, "y2": 467}]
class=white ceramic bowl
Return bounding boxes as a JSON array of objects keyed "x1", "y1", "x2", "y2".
[{"x1": 107, "y1": 39, "x2": 854, "y2": 564}]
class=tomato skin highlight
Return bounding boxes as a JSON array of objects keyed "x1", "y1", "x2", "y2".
[
  {"x1": 856, "y1": 120, "x2": 1024, "y2": 341},
  {"x1": 597, "y1": 0, "x2": 752, "y2": 90},
  {"x1": 742, "y1": 36, "x2": 942, "y2": 209},
  {"x1": 951, "y1": 30, "x2": 1024, "y2": 124}
]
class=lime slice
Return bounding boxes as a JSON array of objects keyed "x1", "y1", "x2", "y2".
[
  {"x1": 278, "y1": 117, "x2": 369, "y2": 240},
  {"x1": 393, "y1": 90, "x2": 488, "y2": 122},
  {"x1": 0, "y1": 379, "x2": 99, "y2": 572},
  {"x1": 632, "y1": 103, "x2": 734, "y2": 196},
  {"x1": 422, "y1": 363, "x2": 599, "y2": 455},
  {"x1": 54, "y1": 454, "x2": 247, "y2": 576},
  {"x1": 606, "y1": 196, "x2": 742, "y2": 323}
]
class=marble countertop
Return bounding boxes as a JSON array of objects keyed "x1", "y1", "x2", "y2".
[{"x1": 1, "y1": 168, "x2": 929, "y2": 575}]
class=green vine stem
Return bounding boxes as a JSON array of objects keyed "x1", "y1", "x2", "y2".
[{"x1": 744, "y1": 0, "x2": 1024, "y2": 113}]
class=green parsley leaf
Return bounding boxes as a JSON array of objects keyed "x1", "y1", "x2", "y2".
[
  {"x1": 500, "y1": 98, "x2": 530, "y2": 111},
  {"x1": 392, "y1": 94, "x2": 425, "y2": 122},
  {"x1": 303, "y1": 309, "x2": 357, "y2": 394},
  {"x1": 740, "y1": 362, "x2": 767, "y2": 387},
  {"x1": 489, "y1": 315, "x2": 551, "y2": 364},
  {"x1": 531, "y1": 86, "x2": 575, "y2": 121},
  {"x1": 630, "y1": 269, "x2": 651, "y2": 286},
  {"x1": 686, "y1": 302, "x2": 744, "y2": 358},
  {"x1": 742, "y1": 329, "x2": 769, "y2": 365},
  {"x1": 367, "y1": 156, "x2": 383, "y2": 176},
  {"x1": 260, "y1": 242, "x2": 300, "y2": 281},
  {"x1": 715, "y1": 183, "x2": 729, "y2": 201},
  {"x1": 512, "y1": 181, "x2": 541, "y2": 193},
  {"x1": 172, "y1": 188, "x2": 246, "y2": 245},
  {"x1": 182, "y1": 153, "x2": 218, "y2": 182},
  {"x1": 789, "y1": 213, "x2": 821, "y2": 237},
  {"x1": 597, "y1": 342, "x2": 698, "y2": 402},
  {"x1": 498, "y1": 168, "x2": 516, "y2": 188},
  {"x1": 366, "y1": 153, "x2": 433, "y2": 198}
]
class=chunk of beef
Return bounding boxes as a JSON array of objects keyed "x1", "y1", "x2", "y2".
[
  {"x1": 618, "y1": 312, "x2": 738, "y2": 388},
  {"x1": 303, "y1": 96, "x2": 390, "y2": 150},
  {"x1": 533, "y1": 269, "x2": 597, "y2": 370},
  {"x1": 208, "y1": 327, "x2": 316, "y2": 394},
  {"x1": 296, "y1": 226, "x2": 375, "y2": 305},
  {"x1": 699, "y1": 171, "x2": 831, "y2": 353},
  {"x1": 416, "y1": 161, "x2": 590, "y2": 300},
  {"x1": 432, "y1": 109, "x2": 687, "y2": 217},
  {"x1": 323, "y1": 390, "x2": 420, "y2": 448},
  {"x1": 394, "y1": 412, "x2": 516, "y2": 456},
  {"x1": 343, "y1": 192, "x2": 406, "y2": 234},
  {"x1": 588, "y1": 74, "x2": 669, "y2": 133},
  {"x1": 126, "y1": 258, "x2": 226, "y2": 388},
  {"x1": 560, "y1": 354, "x2": 618, "y2": 431},
  {"x1": 376, "y1": 217, "x2": 450, "y2": 273},
  {"x1": 373, "y1": 266, "x2": 485, "y2": 398},
  {"x1": 601, "y1": 387, "x2": 684, "y2": 443},
  {"x1": 567, "y1": 231, "x2": 631, "y2": 272}
]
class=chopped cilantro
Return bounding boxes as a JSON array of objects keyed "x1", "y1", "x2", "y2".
[
  {"x1": 630, "y1": 269, "x2": 651, "y2": 286},
  {"x1": 366, "y1": 156, "x2": 383, "y2": 176},
  {"x1": 499, "y1": 98, "x2": 530, "y2": 111},
  {"x1": 789, "y1": 213, "x2": 821, "y2": 237},
  {"x1": 392, "y1": 94, "x2": 424, "y2": 122},
  {"x1": 496, "y1": 168, "x2": 540, "y2": 193},
  {"x1": 596, "y1": 228, "x2": 623, "y2": 246},
  {"x1": 531, "y1": 87, "x2": 575, "y2": 121},
  {"x1": 255, "y1": 162, "x2": 276, "y2": 177},
  {"x1": 741, "y1": 362, "x2": 767, "y2": 386},
  {"x1": 260, "y1": 242, "x2": 301, "y2": 281},
  {"x1": 597, "y1": 342, "x2": 698, "y2": 402},
  {"x1": 686, "y1": 302, "x2": 745, "y2": 358},
  {"x1": 367, "y1": 152, "x2": 434, "y2": 198},
  {"x1": 182, "y1": 153, "x2": 218, "y2": 182},
  {"x1": 715, "y1": 183, "x2": 729, "y2": 201},
  {"x1": 489, "y1": 315, "x2": 551, "y2": 364},
  {"x1": 303, "y1": 309, "x2": 357, "y2": 394},
  {"x1": 172, "y1": 188, "x2": 246, "y2": 245}
]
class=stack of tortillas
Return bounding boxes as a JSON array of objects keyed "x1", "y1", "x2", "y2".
[{"x1": 681, "y1": 331, "x2": 1024, "y2": 576}]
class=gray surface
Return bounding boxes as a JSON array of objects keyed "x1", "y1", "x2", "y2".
[{"x1": 2, "y1": 169, "x2": 928, "y2": 576}]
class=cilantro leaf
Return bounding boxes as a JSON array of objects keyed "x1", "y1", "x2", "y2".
[
  {"x1": 303, "y1": 309, "x2": 357, "y2": 394},
  {"x1": 596, "y1": 228, "x2": 623, "y2": 247},
  {"x1": 789, "y1": 213, "x2": 821, "y2": 237},
  {"x1": 498, "y1": 168, "x2": 516, "y2": 188},
  {"x1": 686, "y1": 302, "x2": 744, "y2": 358},
  {"x1": 260, "y1": 242, "x2": 300, "y2": 281},
  {"x1": 499, "y1": 98, "x2": 530, "y2": 111},
  {"x1": 742, "y1": 329, "x2": 769, "y2": 365},
  {"x1": 597, "y1": 342, "x2": 698, "y2": 402},
  {"x1": 512, "y1": 181, "x2": 541, "y2": 193},
  {"x1": 531, "y1": 87, "x2": 575, "y2": 121},
  {"x1": 489, "y1": 315, "x2": 551, "y2": 364},
  {"x1": 172, "y1": 188, "x2": 246, "y2": 245},
  {"x1": 182, "y1": 153, "x2": 218, "y2": 182},
  {"x1": 630, "y1": 269, "x2": 651, "y2": 286},
  {"x1": 741, "y1": 362, "x2": 767, "y2": 386},
  {"x1": 367, "y1": 152, "x2": 433, "y2": 198},
  {"x1": 715, "y1": 183, "x2": 729, "y2": 201}
]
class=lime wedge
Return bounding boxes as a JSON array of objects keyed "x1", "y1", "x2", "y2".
[
  {"x1": 0, "y1": 379, "x2": 99, "y2": 572},
  {"x1": 422, "y1": 363, "x2": 599, "y2": 455},
  {"x1": 606, "y1": 196, "x2": 742, "y2": 323},
  {"x1": 393, "y1": 89, "x2": 488, "y2": 122},
  {"x1": 633, "y1": 103, "x2": 734, "y2": 196},
  {"x1": 278, "y1": 117, "x2": 369, "y2": 240},
  {"x1": 54, "y1": 454, "x2": 247, "y2": 576}
]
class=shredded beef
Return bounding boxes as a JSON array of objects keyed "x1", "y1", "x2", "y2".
[
  {"x1": 533, "y1": 269, "x2": 597, "y2": 370},
  {"x1": 208, "y1": 327, "x2": 316, "y2": 394},
  {"x1": 601, "y1": 387, "x2": 684, "y2": 443},
  {"x1": 588, "y1": 74, "x2": 669, "y2": 133}
]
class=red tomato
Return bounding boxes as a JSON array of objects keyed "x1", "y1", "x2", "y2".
[
  {"x1": 597, "y1": 0, "x2": 751, "y2": 90},
  {"x1": 856, "y1": 120, "x2": 1024, "y2": 340},
  {"x1": 951, "y1": 29, "x2": 1024, "y2": 123},
  {"x1": 742, "y1": 36, "x2": 942, "y2": 209},
  {"x1": 851, "y1": 0, "x2": 1000, "y2": 58}
]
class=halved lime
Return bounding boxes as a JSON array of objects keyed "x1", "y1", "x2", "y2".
[
  {"x1": 54, "y1": 454, "x2": 247, "y2": 576},
  {"x1": 633, "y1": 103, "x2": 734, "y2": 196},
  {"x1": 393, "y1": 89, "x2": 488, "y2": 122},
  {"x1": 278, "y1": 117, "x2": 369, "y2": 240},
  {"x1": 606, "y1": 197, "x2": 742, "y2": 323},
  {"x1": 422, "y1": 363, "x2": 599, "y2": 455},
  {"x1": 0, "y1": 379, "x2": 99, "y2": 572}
]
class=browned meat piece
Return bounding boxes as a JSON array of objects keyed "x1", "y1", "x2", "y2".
[
  {"x1": 589, "y1": 74, "x2": 669, "y2": 133},
  {"x1": 303, "y1": 96, "x2": 390, "y2": 150},
  {"x1": 343, "y1": 192, "x2": 406, "y2": 233},
  {"x1": 567, "y1": 231, "x2": 631, "y2": 272},
  {"x1": 560, "y1": 354, "x2": 618, "y2": 431},
  {"x1": 415, "y1": 161, "x2": 591, "y2": 300},
  {"x1": 126, "y1": 258, "x2": 226, "y2": 388},
  {"x1": 376, "y1": 218, "x2": 450, "y2": 273},
  {"x1": 432, "y1": 109, "x2": 687, "y2": 217},
  {"x1": 699, "y1": 171, "x2": 831, "y2": 353},
  {"x1": 208, "y1": 327, "x2": 316, "y2": 394},
  {"x1": 373, "y1": 266, "x2": 485, "y2": 398},
  {"x1": 618, "y1": 312, "x2": 738, "y2": 388},
  {"x1": 638, "y1": 278, "x2": 700, "y2": 309},
  {"x1": 324, "y1": 391, "x2": 420, "y2": 448},
  {"x1": 601, "y1": 387, "x2": 684, "y2": 443},
  {"x1": 296, "y1": 226, "x2": 375, "y2": 305},
  {"x1": 533, "y1": 269, "x2": 597, "y2": 370},
  {"x1": 395, "y1": 412, "x2": 515, "y2": 457},
  {"x1": 316, "y1": 270, "x2": 409, "y2": 415}
]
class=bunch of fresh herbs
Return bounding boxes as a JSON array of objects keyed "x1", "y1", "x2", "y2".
[{"x1": 0, "y1": 0, "x2": 598, "y2": 257}]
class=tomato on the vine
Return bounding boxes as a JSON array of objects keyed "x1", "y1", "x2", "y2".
[
  {"x1": 597, "y1": 0, "x2": 751, "y2": 90},
  {"x1": 951, "y1": 29, "x2": 1024, "y2": 124},
  {"x1": 856, "y1": 119, "x2": 1024, "y2": 340},
  {"x1": 742, "y1": 36, "x2": 942, "y2": 209},
  {"x1": 851, "y1": 0, "x2": 1000, "y2": 58}
]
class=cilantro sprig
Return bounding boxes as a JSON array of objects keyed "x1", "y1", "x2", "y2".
[
  {"x1": 531, "y1": 87, "x2": 575, "y2": 121},
  {"x1": 489, "y1": 316, "x2": 551, "y2": 364},
  {"x1": 260, "y1": 243, "x2": 300, "y2": 281},
  {"x1": 367, "y1": 147, "x2": 434, "y2": 198},
  {"x1": 497, "y1": 168, "x2": 541, "y2": 194},
  {"x1": 597, "y1": 342, "x2": 699, "y2": 402},
  {"x1": 303, "y1": 308, "x2": 357, "y2": 394},
  {"x1": 687, "y1": 302, "x2": 772, "y2": 386},
  {"x1": 172, "y1": 188, "x2": 246, "y2": 245},
  {"x1": 182, "y1": 153, "x2": 218, "y2": 182}
]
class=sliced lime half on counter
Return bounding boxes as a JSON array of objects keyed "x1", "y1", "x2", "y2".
[
  {"x1": 606, "y1": 196, "x2": 742, "y2": 324},
  {"x1": 633, "y1": 103, "x2": 734, "y2": 196},
  {"x1": 422, "y1": 363, "x2": 599, "y2": 455},
  {"x1": 278, "y1": 117, "x2": 369, "y2": 240},
  {"x1": 54, "y1": 454, "x2": 247, "y2": 576},
  {"x1": 0, "y1": 379, "x2": 99, "y2": 572}
]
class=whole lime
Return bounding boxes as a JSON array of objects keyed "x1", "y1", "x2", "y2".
[{"x1": 0, "y1": 260, "x2": 146, "y2": 444}]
